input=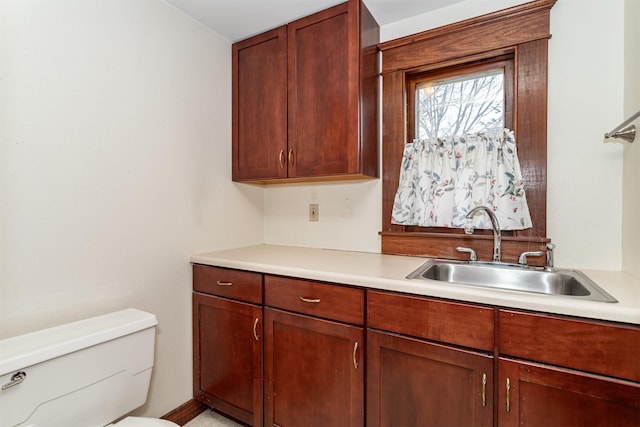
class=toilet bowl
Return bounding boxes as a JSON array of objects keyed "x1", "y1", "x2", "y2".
[{"x1": 0, "y1": 309, "x2": 178, "y2": 427}]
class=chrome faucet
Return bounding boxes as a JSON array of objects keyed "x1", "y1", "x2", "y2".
[{"x1": 465, "y1": 206, "x2": 501, "y2": 262}]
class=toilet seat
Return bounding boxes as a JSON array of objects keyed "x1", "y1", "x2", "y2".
[{"x1": 110, "y1": 416, "x2": 180, "y2": 427}]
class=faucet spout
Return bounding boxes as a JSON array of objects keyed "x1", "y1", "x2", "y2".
[{"x1": 465, "y1": 206, "x2": 501, "y2": 262}]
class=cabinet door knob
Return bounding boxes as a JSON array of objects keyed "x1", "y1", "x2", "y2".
[
  {"x1": 505, "y1": 378, "x2": 511, "y2": 412},
  {"x1": 482, "y1": 373, "x2": 487, "y2": 407},
  {"x1": 353, "y1": 341, "x2": 359, "y2": 369},
  {"x1": 288, "y1": 149, "x2": 294, "y2": 167},
  {"x1": 279, "y1": 150, "x2": 285, "y2": 169},
  {"x1": 253, "y1": 317, "x2": 260, "y2": 341}
]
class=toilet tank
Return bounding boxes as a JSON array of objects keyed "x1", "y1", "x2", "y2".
[{"x1": 0, "y1": 309, "x2": 158, "y2": 427}]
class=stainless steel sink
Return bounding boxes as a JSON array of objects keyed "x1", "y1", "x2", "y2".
[{"x1": 407, "y1": 259, "x2": 617, "y2": 303}]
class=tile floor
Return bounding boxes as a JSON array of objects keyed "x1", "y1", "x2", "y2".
[{"x1": 184, "y1": 410, "x2": 242, "y2": 427}]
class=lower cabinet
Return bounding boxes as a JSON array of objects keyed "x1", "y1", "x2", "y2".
[
  {"x1": 192, "y1": 292, "x2": 262, "y2": 426},
  {"x1": 193, "y1": 266, "x2": 640, "y2": 427},
  {"x1": 263, "y1": 308, "x2": 364, "y2": 427},
  {"x1": 498, "y1": 358, "x2": 640, "y2": 427},
  {"x1": 367, "y1": 329, "x2": 493, "y2": 427},
  {"x1": 262, "y1": 274, "x2": 365, "y2": 427},
  {"x1": 498, "y1": 309, "x2": 640, "y2": 427}
]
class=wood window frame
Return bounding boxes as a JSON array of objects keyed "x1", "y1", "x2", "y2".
[{"x1": 380, "y1": 0, "x2": 556, "y2": 263}]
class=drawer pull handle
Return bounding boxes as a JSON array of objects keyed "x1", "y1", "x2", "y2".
[
  {"x1": 253, "y1": 318, "x2": 260, "y2": 341},
  {"x1": 299, "y1": 296, "x2": 320, "y2": 303},
  {"x1": 2, "y1": 371, "x2": 26, "y2": 390},
  {"x1": 353, "y1": 342, "x2": 359, "y2": 369},
  {"x1": 216, "y1": 281, "x2": 233, "y2": 286},
  {"x1": 279, "y1": 150, "x2": 285, "y2": 168},
  {"x1": 505, "y1": 378, "x2": 511, "y2": 412},
  {"x1": 482, "y1": 373, "x2": 487, "y2": 407}
]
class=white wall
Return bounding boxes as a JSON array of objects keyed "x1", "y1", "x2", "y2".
[
  {"x1": 380, "y1": 0, "x2": 529, "y2": 41},
  {"x1": 546, "y1": 0, "x2": 625, "y2": 270},
  {"x1": 622, "y1": 0, "x2": 640, "y2": 279},
  {"x1": 264, "y1": 180, "x2": 381, "y2": 252},
  {"x1": 0, "y1": 0, "x2": 263, "y2": 418},
  {"x1": 264, "y1": 0, "x2": 628, "y2": 271}
]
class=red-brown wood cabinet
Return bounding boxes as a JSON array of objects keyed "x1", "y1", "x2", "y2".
[
  {"x1": 263, "y1": 275, "x2": 365, "y2": 427},
  {"x1": 497, "y1": 309, "x2": 640, "y2": 427},
  {"x1": 367, "y1": 330, "x2": 494, "y2": 427},
  {"x1": 231, "y1": 26, "x2": 287, "y2": 181},
  {"x1": 192, "y1": 266, "x2": 263, "y2": 426},
  {"x1": 367, "y1": 290, "x2": 495, "y2": 427},
  {"x1": 498, "y1": 358, "x2": 640, "y2": 427},
  {"x1": 232, "y1": 0, "x2": 379, "y2": 183},
  {"x1": 193, "y1": 265, "x2": 640, "y2": 427}
]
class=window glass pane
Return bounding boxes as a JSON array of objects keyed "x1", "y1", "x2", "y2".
[{"x1": 416, "y1": 68, "x2": 504, "y2": 139}]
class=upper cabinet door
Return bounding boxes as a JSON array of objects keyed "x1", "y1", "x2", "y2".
[
  {"x1": 232, "y1": 26, "x2": 287, "y2": 181},
  {"x1": 232, "y1": 0, "x2": 379, "y2": 183},
  {"x1": 287, "y1": 2, "x2": 357, "y2": 178}
]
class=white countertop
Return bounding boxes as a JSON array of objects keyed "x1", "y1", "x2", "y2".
[{"x1": 190, "y1": 244, "x2": 640, "y2": 325}]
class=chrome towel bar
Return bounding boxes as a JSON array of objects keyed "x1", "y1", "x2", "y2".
[{"x1": 604, "y1": 109, "x2": 639, "y2": 143}]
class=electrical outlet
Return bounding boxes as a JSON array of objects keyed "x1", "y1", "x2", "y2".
[{"x1": 309, "y1": 204, "x2": 319, "y2": 222}]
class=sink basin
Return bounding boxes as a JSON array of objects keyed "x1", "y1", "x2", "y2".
[{"x1": 407, "y1": 260, "x2": 617, "y2": 303}]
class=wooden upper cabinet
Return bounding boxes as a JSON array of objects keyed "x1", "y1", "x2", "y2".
[
  {"x1": 232, "y1": 0, "x2": 379, "y2": 183},
  {"x1": 232, "y1": 26, "x2": 287, "y2": 181}
]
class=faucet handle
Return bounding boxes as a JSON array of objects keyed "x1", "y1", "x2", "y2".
[
  {"x1": 456, "y1": 246, "x2": 477, "y2": 262},
  {"x1": 546, "y1": 243, "x2": 556, "y2": 270},
  {"x1": 518, "y1": 250, "x2": 544, "y2": 266},
  {"x1": 463, "y1": 218, "x2": 474, "y2": 235}
]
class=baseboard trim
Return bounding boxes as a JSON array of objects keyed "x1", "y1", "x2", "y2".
[{"x1": 161, "y1": 399, "x2": 207, "y2": 426}]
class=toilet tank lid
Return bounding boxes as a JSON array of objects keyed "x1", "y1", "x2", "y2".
[{"x1": 0, "y1": 309, "x2": 158, "y2": 376}]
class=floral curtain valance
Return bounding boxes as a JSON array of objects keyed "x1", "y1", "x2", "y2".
[{"x1": 391, "y1": 129, "x2": 533, "y2": 230}]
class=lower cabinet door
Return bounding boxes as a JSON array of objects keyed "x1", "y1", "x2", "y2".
[
  {"x1": 498, "y1": 357, "x2": 640, "y2": 427},
  {"x1": 367, "y1": 329, "x2": 494, "y2": 427},
  {"x1": 193, "y1": 292, "x2": 263, "y2": 426},
  {"x1": 264, "y1": 307, "x2": 364, "y2": 427}
]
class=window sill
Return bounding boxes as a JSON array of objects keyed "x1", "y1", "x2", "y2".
[{"x1": 380, "y1": 231, "x2": 549, "y2": 266}]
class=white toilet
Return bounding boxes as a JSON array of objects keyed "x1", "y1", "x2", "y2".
[{"x1": 0, "y1": 309, "x2": 179, "y2": 427}]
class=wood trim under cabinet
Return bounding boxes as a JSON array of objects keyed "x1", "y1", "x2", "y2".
[{"x1": 161, "y1": 399, "x2": 207, "y2": 426}]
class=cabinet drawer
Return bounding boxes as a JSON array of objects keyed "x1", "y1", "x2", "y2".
[
  {"x1": 367, "y1": 290, "x2": 494, "y2": 351},
  {"x1": 193, "y1": 265, "x2": 262, "y2": 304},
  {"x1": 499, "y1": 310, "x2": 640, "y2": 382},
  {"x1": 264, "y1": 275, "x2": 364, "y2": 325}
]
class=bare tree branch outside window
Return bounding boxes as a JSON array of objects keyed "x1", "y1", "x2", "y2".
[{"x1": 416, "y1": 69, "x2": 504, "y2": 139}]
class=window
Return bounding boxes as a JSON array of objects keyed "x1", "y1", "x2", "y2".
[
  {"x1": 393, "y1": 57, "x2": 531, "y2": 231},
  {"x1": 415, "y1": 69, "x2": 503, "y2": 137},
  {"x1": 378, "y1": 0, "x2": 555, "y2": 262},
  {"x1": 407, "y1": 58, "x2": 514, "y2": 141}
]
